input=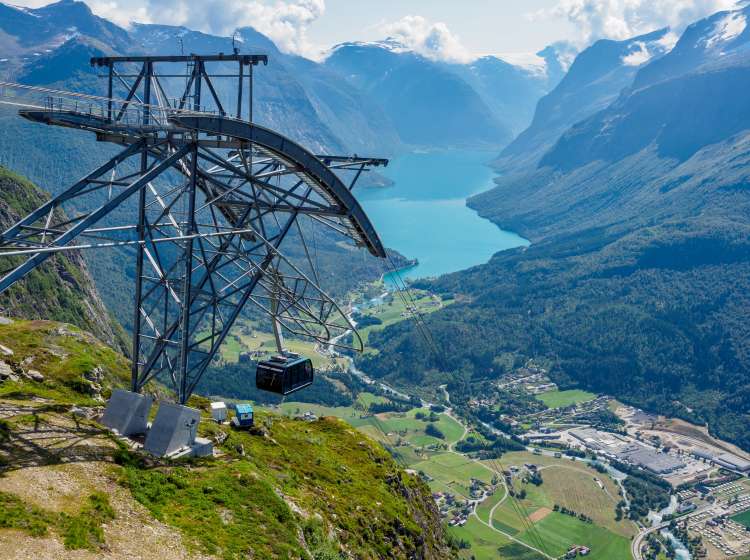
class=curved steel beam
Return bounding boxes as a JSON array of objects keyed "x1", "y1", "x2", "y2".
[{"x1": 170, "y1": 115, "x2": 386, "y2": 259}]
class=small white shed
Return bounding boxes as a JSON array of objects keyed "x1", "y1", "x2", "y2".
[{"x1": 210, "y1": 401, "x2": 227, "y2": 423}]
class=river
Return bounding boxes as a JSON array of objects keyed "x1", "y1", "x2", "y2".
[{"x1": 357, "y1": 149, "x2": 529, "y2": 284}]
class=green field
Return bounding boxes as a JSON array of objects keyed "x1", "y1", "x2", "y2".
[
  {"x1": 450, "y1": 516, "x2": 527, "y2": 560},
  {"x1": 357, "y1": 291, "x2": 444, "y2": 347},
  {"x1": 519, "y1": 512, "x2": 631, "y2": 559},
  {"x1": 272, "y1": 400, "x2": 630, "y2": 560},
  {"x1": 209, "y1": 320, "x2": 348, "y2": 370},
  {"x1": 732, "y1": 509, "x2": 750, "y2": 528},
  {"x1": 412, "y1": 452, "x2": 494, "y2": 497},
  {"x1": 536, "y1": 389, "x2": 597, "y2": 409},
  {"x1": 475, "y1": 450, "x2": 634, "y2": 559}
]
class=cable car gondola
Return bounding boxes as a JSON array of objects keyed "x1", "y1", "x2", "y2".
[{"x1": 256, "y1": 354, "x2": 314, "y2": 395}]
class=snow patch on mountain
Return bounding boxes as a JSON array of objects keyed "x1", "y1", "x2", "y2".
[
  {"x1": 325, "y1": 37, "x2": 410, "y2": 59},
  {"x1": 704, "y1": 11, "x2": 747, "y2": 48},
  {"x1": 494, "y1": 52, "x2": 548, "y2": 76},
  {"x1": 621, "y1": 30, "x2": 678, "y2": 67}
]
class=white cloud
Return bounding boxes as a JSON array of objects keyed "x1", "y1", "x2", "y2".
[
  {"x1": 538, "y1": 0, "x2": 740, "y2": 46},
  {"x1": 13, "y1": 0, "x2": 327, "y2": 59},
  {"x1": 143, "y1": 0, "x2": 325, "y2": 58},
  {"x1": 378, "y1": 15, "x2": 474, "y2": 63}
]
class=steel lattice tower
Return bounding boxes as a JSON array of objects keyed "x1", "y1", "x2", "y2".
[{"x1": 0, "y1": 54, "x2": 387, "y2": 404}]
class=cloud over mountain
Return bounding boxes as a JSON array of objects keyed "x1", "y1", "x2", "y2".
[
  {"x1": 539, "y1": 0, "x2": 739, "y2": 45},
  {"x1": 379, "y1": 15, "x2": 474, "y2": 63}
]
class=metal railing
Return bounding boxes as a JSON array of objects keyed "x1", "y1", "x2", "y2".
[{"x1": 0, "y1": 81, "x2": 217, "y2": 129}]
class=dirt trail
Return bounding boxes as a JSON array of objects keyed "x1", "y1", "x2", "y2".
[{"x1": 0, "y1": 402, "x2": 214, "y2": 560}]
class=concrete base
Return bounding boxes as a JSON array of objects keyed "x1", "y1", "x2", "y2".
[
  {"x1": 170, "y1": 437, "x2": 214, "y2": 459},
  {"x1": 101, "y1": 389, "x2": 153, "y2": 436},
  {"x1": 144, "y1": 402, "x2": 201, "y2": 457}
]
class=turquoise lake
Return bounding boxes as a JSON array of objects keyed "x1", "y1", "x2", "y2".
[{"x1": 356, "y1": 150, "x2": 529, "y2": 283}]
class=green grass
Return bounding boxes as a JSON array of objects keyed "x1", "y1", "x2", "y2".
[
  {"x1": 519, "y1": 512, "x2": 631, "y2": 560},
  {"x1": 118, "y1": 412, "x2": 443, "y2": 560},
  {"x1": 357, "y1": 292, "x2": 445, "y2": 348},
  {"x1": 356, "y1": 392, "x2": 388, "y2": 408},
  {"x1": 0, "y1": 490, "x2": 54, "y2": 537},
  {"x1": 476, "y1": 487, "x2": 506, "y2": 524},
  {"x1": 275, "y1": 403, "x2": 464, "y2": 452},
  {"x1": 60, "y1": 492, "x2": 116, "y2": 550},
  {"x1": 0, "y1": 320, "x2": 130, "y2": 405},
  {"x1": 412, "y1": 452, "x2": 493, "y2": 497},
  {"x1": 121, "y1": 460, "x2": 304, "y2": 559},
  {"x1": 536, "y1": 389, "x2": 597, "y2": 409},
  {"x1": 450, "y1": 516, "x2": 515, "y2": 560},
  {"x1": 0, "y1": 490, "x2": 115, "y2": 550},
  {"x1": 732, "y1": 509, "x2": 750, "y2": 528}
]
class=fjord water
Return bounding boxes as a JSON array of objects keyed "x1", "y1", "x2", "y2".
[{"x1": 357, "y1": 150, "x2": 529, "y2": 282}]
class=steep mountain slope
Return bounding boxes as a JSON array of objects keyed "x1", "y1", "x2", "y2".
[
  {"x1": 0, "y1": 0, "x2": 128, "y2": 57},
  {"x1": 361, "y1": 6, "x2": 750, "y2": 451},
  {"x1": 448, "y1": 55, "x2": 549, "y2": 137},
  {"x1": 0, "y1": 166, "x2": 126, "y2": 351},
  {"x1": 493, "y1": 28, "x2": 674, "y2": 171}
]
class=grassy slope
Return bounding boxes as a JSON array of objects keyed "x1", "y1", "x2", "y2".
[
  {"x1": 0, "y1": 320, "x2": 130, "y2": 406},
  {"x1": 0, "y1": 166, "x2": 128, "y2": 352},
  {"x1": 0, "y1": 319, "x2": 453, "y2": 559}
]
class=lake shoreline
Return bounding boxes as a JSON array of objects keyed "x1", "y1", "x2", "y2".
[{"x1": 358, "y1": 149, "x2": 529, "y2": 283}]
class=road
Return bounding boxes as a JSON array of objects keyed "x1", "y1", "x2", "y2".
[
  {"x1": 439, "y1": 387, "x2": 556, "y2": 560},
  {"x1": 631, "y1": 504, "x2": 713, "y2": 560}
]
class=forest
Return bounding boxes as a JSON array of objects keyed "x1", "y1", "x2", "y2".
[{"x1": 360, "y1": 221, "x2": 750, "y2": 451}]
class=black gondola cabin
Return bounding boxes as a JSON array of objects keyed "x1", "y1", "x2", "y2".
[{"x1": 256, "y1": 355, "x2": 314, "y2": 395}]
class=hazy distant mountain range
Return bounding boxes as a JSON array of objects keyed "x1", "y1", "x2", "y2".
[{"x1": 0, "y1": 0, "x2": 571, "y2": 154}]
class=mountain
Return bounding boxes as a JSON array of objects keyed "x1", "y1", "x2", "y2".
[
  {"x1": 451, "y1": 42, "x2": 577, "y2": 137},
  {"x1": 325, "y1": 40, "x2": 513, "y2": 148},
  {"x1": 0, "y1": 166, "x2": 127, "y2": 352},
  {"x1": 493, "y1": 28, "x2": 674, "y2": 172},
  {"x1": 361, "y1": 5, "x2": 750, "y2": 452},
  {"x1": 448, "y1": 55, "x2": 550, "y2": 137},
  {"x1": 0, "y1": 0, "x2": 129, "y2": 57}
]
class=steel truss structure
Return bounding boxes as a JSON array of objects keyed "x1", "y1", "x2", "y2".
[{"x1": 0, "y1": 54, "x2": 386, "y2": 404}]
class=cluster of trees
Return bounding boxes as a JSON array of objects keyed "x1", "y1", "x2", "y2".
[
  {"x1": 369, "y1": 401, "x2": 411, "y2": 414},
  {"x1": 415, "y1": 411, "x2": 441, "y2": 422},
  {"x1": 351, "y1": 312, "x2": 382, "y2": 329},
  {"x1": 575, "y1": 409, "x2": 625, "y2": 433},
  {"x1": 621, "y1": 475, "x2": 671, "y2": 521},
  {"x1": 424, "y1": 423, "x2": 445, "y2": 439},
  {"x1": 528, "y1": 471, "x2": 543, "y2": 486},
  {"x1": 564, "y1": 449, "x2": 587, "y2": 459},
  {"x1": 553, "y1": 504, "x2": 592, "y2": 523},
  {"x1": 455, "y1": 434, "x2": 525, "y2": 458}
]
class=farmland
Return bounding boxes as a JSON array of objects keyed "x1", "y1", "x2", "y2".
[
  {"x1": 536, "y1": 389, "x2": 597, "y2": 409},
  {"x1": 270, "y1": 397, "x2": 633, "y2": 560}
]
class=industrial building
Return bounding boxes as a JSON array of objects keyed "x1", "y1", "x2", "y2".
[
  {"x1": 693, "y1": 448, "x2": 750, "y2": 473},
  {"x1": 569, "y1": 427, "x2": 685, "y2": 475}
]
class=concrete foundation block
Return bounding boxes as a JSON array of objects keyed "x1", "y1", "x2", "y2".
[
  {"x1": 101, "y1": 389, "x2": 153, "y2": 436},
  {"x1": 144, "y1": 402, "x2": 201, "y2": 457}
]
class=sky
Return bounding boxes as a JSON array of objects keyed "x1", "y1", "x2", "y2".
[{"x1": 12, "y1": 0, "x2": 743, "y2": 62}]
